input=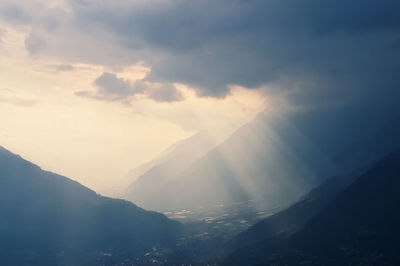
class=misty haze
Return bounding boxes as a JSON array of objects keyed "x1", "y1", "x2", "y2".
[{"x1": 1, "y1": 0, "x2": 400, "y2": 265}]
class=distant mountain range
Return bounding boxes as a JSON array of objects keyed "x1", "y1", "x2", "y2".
[
  {"x1": 124, "y1": 111, "x2": 338, "y2": 211},
  {"x1": 123, "y1": 108, "x2": 400, "y2": 212},
  {"x1": 0, "y1": 146, "x2": 182, "y2": 265},
  {"x1": 121, "y1": 131, "x2": 225, "y2": 205},
  {"x1": 224, "y1": 149, "x2": 400, "y2": 265},
  {"x1": 124, "y1": 131, "x2": 225, "y2": 187}
]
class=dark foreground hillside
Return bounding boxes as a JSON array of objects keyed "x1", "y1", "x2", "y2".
[
  {"x1": 226, "y1": 170, "x2": 361, "y2": 254},
  {"x1": 0, "y1": 146, "x2": 182, "y2": 266},
  {"x1": 225, "y1": 150, "x2": 400, "y2": 265}
]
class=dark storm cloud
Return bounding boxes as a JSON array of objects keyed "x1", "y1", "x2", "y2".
[
  {"x1": 65, "y1": 0, "x2": 400, "y2": 106},
  {"x1": 2, "y1": 0, "x2": 400, "y2": 107}
]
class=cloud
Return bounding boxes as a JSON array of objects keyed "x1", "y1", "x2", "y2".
[
  {"x1": 142, "y1": 82, "x2": 184, "y2": 102},
  {"x1": 0, "y1": 97, "x2": 37, "y2": 107},
  {"x1": 2, "y1": 0, "x2": 400, "y2": 111},
  {"x1": 24, "y1": 31, "x2": 46, "y2": 54},
  {"x1": 0, "y1": 28, "x2": 5, "y2": 43},
  {"x1": 55, "y1": 64, "x2": 74, "y2": 71},
  {"x1": 76, "y1": 72, "x2": 183, "y2": 103},
  {"x1": 0, "y1": 88, "x2": 38, "y2": 107},
  {"x1": 94, "y1": 72, "x2": 134, "y2": 97},
  {"x1": 0, "y1": 3, "x2": 32, "y2": 25},
  {"x1": 61, "y1": 0, "x2": 400, "y2": 102}
]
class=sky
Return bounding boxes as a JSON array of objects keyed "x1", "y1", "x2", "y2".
[{"x1": 0, "y1": 0, "x2": 399, "y2": 193}]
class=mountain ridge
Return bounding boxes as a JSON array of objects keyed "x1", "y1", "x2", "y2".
[
  {"x1": 224, "y1": 149, "x2": 400, "y2": 265},
  {"x1": 0, "y1": 145, "x2": 182, "y2": 265}
]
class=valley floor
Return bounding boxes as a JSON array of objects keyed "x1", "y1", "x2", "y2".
[{"x1": 134, "y1": 201, "x2": 283, "y2": 265}]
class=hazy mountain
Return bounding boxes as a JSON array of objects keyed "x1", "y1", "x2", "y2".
[
  {"x1": 0, "y1": 146, "x2": 182, "y2": 265},
  {"x1": 122, "y1": 131, "x2": 226, "y2": 203},
  {"x1": 225, "y1": 150, "x2": 400, "y2": 265},
  {"x1": 125, "y1": 111, "x2": 337, "y2": 211},
  {"x1": 124, "y1": 107, "x2": 400, "y2": 212},
  {"x1": 126, "y1": 132, "x2": 222, "y2": 183},
  {"x1": 105, "y1": 132, "x2": 219, "y2": 196}
]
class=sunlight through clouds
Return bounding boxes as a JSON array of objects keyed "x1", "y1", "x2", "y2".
[{"x1": 0, "y1": 21, "x2": 268, "y2": 194}]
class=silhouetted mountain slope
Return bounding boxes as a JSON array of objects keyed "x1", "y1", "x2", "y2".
[
  {"x1": 226, "y1": 170, "x2": 361, "y2": 253},
  {"x1": 0, "y1": 146, "x2": 181, "y2": 266},
  {"x1": 225, "y1": 150, "x2": 400, "y2": 265},
  {"x1": 125, "y1": 112, "x2": 336, "y2": 211}
]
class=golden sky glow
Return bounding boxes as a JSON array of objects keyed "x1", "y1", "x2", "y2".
[{"x1": 0, "y1": 23, "x2": 266, "y2": 194}]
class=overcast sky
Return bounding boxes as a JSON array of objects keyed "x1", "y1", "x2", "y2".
[{"x1": 0, "y1": 0, "x2": 399, "y2": 193}]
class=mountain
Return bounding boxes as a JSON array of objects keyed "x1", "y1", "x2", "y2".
[
  {"x1": 124, "y1": 111, "x2": 338, "y2": 211},
  {"x1": 0, "y1": 146, "x2": 182, "y2": 265},
  {"x1": 122, "y1": 131, "x2": 225, "y2": 203},
  {"x1": 225, "y1": 150, "x2": 400, "y2": 265},
  {"x1": 226, "y1": 170, "x2": 361, "y2": 253},
  {"x1": 124, "y1": 107, "x2": 400, "y2": 212}
]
